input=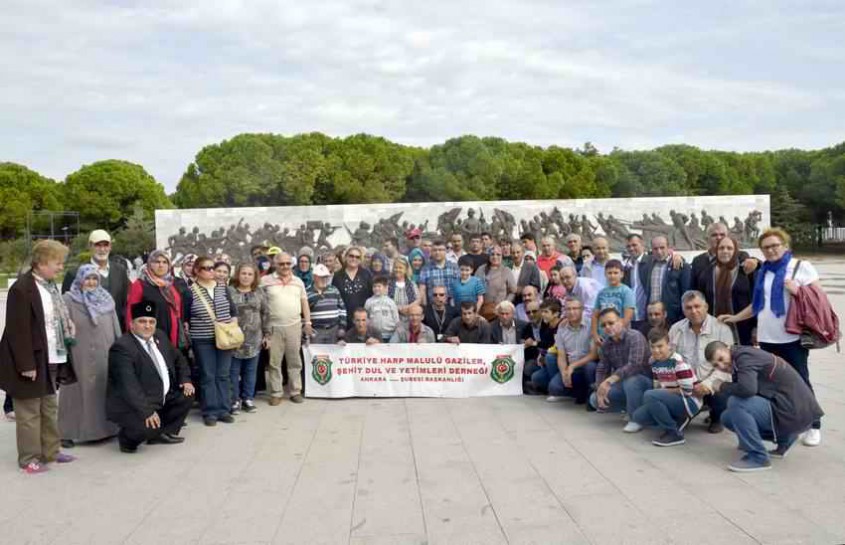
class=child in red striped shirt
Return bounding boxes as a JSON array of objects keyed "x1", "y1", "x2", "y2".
[{"x1": 632, "y1": 328, "x2": 703, "y2": 447}]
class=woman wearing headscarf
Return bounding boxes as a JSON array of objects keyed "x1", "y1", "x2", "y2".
[
  {"x1": 0, "y1": 240, "x2": 77, "y2": 474},
  {"x1": 408, "y1": 248, "x2": 426, "y2": 284},
  {"x1": 369, "y1": 252, "x2": 389, "y2": 277},
  {"x1": 295, "y1": 251, "x2": 314, "y2": 290},
  {"x1": 126, "y1": 250, "x2": 184, "y2": 348},
  {"x1": 702, "y1": 236, "x2": 756, "y2": 346},
  {"x1": 59, "y1": 265, "x2": 121, "y2": 447},
  {"x1": 388, "y1": 256, "x2": 420, "y2": 323},
  {"x1": 173, "y1": 253, "x2": 197, "y2": 300}
]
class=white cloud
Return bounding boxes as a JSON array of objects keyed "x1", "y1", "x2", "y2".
[{"x1": 1, "y1": 0, "x2": 843, "y2": 190}]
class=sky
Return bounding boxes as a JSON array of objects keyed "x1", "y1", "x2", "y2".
[{"x1": 2, "y1": 0, "x2": 844, "y2": 192}]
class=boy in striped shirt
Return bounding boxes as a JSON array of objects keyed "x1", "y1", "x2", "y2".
[{"x1": 632, "y1": 328, "x2": 702, "y2": 447}]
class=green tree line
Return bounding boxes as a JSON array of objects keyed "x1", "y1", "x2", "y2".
[{"x1": 2, "y1": 133, "x2": 844, "y2": 265}]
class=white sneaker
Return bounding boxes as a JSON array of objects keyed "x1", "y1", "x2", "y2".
[
  {"x1": 545, "y1": 396, "x2": 565, "y2": 402},
  {"x1": 802, "y1": 428, "x2": 821, "y2": 447},
  {"x1": 623, "y1": 422, "x2": 643, "y2": 433}
]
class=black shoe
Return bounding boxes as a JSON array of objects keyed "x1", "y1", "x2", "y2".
[
  {"x1": 652, "y1": 431, "x2": 686, "y2": 447},
  {"x1": 119, "y1": 444, "x2": 138, "y2": 454},
  {"x1": 61, "y1": 439, "x2": 75, "y2": 449},
  {"x1": 708, "y1": 421, "x2": 724, "y2": 434},
  {"x1": 769, "y1": 442, "x2": 794, "y2": 459},
  {"x1": 203, "y1": 417, "x2": 217, "y2": 427},
  {"x1": 218, "y1": 414, "x2": 235, "y2": 424},
  {"x1": 148, "y1": 434, "x2": 185, "y2": 445}
]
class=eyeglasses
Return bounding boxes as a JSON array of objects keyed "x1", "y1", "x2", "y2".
[
  {"x1": 278, "y1": 262, "x2": 292, "y2": 266},
  {"x1": 761, "y1": 243, "x2": 782, "y2": 251}
]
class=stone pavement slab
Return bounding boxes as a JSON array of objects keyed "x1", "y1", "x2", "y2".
[{"x1": 1, "y1": 257, "x2": 844, "y2": 545}]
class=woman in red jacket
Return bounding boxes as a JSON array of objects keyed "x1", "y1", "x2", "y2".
[{"x1": 126, "y1": 251, "x2": 183, "y2": 348}]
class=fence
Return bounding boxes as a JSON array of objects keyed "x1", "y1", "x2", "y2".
[{"x1": 822, "y1": 227, "x2": 845, "y2": 242}]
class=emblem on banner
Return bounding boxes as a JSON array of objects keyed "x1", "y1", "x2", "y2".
[
  {"x1": 490, "y1": 355, "x2": 516, "y2": 384},
  {"x1": 311, "y1": 354, "x2": 333, "y2": 385}
]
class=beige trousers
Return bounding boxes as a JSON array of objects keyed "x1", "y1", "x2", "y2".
[
  {"x1": 268, "y1": 323, "x2": 303, "y2": 397},
  {"x1": 14, "y1": 394, "x2": 60, "y2": 467}
]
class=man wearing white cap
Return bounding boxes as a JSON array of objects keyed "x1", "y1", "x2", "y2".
[
  {"x1": 62, "y1": 229, "x2": 130, "y2": 331},
  {"x1": 306, "y1": 264, "x2": 347, "y2": 344}
]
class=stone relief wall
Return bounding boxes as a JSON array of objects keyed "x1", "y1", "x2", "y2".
[{"x1": 156, "y1": 195, "x2": 770, "y2": 262}]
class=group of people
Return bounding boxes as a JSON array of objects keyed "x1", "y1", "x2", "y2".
[{"x1": 0, "y1": 221, "x2": 833, "y2": 475}]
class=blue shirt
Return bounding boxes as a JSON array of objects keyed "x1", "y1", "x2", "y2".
[
  {"x1": 594, "y1": 284, "x2": 636, "y2": 316},
  {"x1": 451, "y1": 276, "x2": 485, "y2": 305}
]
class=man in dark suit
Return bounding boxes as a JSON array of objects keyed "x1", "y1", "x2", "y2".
[
  {"x1": 107, "y1": 300, "x2": 194, "y2": 454},
  {"x1": 509, "y1": 243, "x2": 541, "y2": 301},
  {"x1": 490, "y1": 301, "x2": 529, "y2": 345},
  {"x1": 638, "y1": 236, "x2": 691, "y2": 325},
  {"x1": 62, "y1": 229, "x2": 131, "y2": 331}
]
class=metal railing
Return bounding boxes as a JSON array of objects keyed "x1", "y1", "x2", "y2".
[{"x1": 822, "y1": 227, "x2": 845, "y2": 242}]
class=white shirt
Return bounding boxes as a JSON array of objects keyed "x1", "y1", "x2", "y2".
[
  {"x1": 134, "y1": 334, "x2": 170, "y2": 402},
  {"x1": 35, "y1": 278, "x2": 67, "y2": 364},
  {"x1": 91, "y1": 258, "x2": 110, "y2": 279},
  {"x1": 669, "y1": 316, "x2": 734, "y2": 392},
  {"x1": 511, "y1": 261, "x2": 523, "y2": 283},
  {"x1": 757, "y1": 258, "x2": 819, "y2": 344}
]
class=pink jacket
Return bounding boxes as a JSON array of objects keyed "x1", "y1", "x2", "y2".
[{"x1": 785, "y1": 284, "x2": 840, "y2": 346}]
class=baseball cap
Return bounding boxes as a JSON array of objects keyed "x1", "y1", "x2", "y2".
[
  {"x1": 313, "y1": 264, "x2": 331, "y2": 277},
  {"x1": 406, "y1": 227, "x2": 422, "y2": 240},
  {"x1": 89, "y1": 230, "x2": 111, "y2": 244},
  {"x1": 267, "y1": 246, "x2": 282, "y2": 256}
]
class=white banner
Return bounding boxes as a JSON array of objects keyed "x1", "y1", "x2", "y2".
[{"x1": 303, "y1": 344, "x2": 524, "y2": 398}]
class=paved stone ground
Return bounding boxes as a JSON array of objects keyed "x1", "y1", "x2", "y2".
[{"x1": 1, "y1": 257, "x2": 844, "y2": 545}]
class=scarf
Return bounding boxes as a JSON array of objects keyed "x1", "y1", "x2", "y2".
[
  {"x1": 752, "y1": 250, "x2": 792, "y2": 317},
  {"x1": 388, "y1": 277, "x2": 417, "y2": 305},
  {"x1": 33, "y1": 272, "x2": 75, "y2": 356},
  {"x1": 141, "y1": 250, "x2": 179, "y2": 315},
  {"x1": 714, "y1": 249, "x2": 739, "y2": 317},
  {"x1": 294, "y1": 254, "x2": 313, "y2": 289},
  {"x1": 408, "y1": 248, "x2": 426, "y2": 283},
  {"x1": 369, "y1": 252, "x2": 389, "y2": 276},
  {"x1": 68, "y1": 264, "x2": 116, "y2": 325}
]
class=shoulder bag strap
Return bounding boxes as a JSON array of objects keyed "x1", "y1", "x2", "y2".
[
  {"x1": 791, "y1": 259, "x2": 802, "y2": 280},
  {"x1": 192, "y1": 284, "x2": 218, "y2": 322}
]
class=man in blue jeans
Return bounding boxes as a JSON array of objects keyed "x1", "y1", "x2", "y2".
[
  {"x1": 705, "y1": 342, "x2": 824, "y2": 473},
  {"x1": 589, "y1": 308, "x2": 652, "y2": 432},
  {"x1": 548, "y1": 297, "x2": 597, "y2": 405}
]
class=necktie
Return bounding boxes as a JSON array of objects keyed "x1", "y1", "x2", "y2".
[{"x1": 146, "y1": 339, "x2": 168, "y2": 402}]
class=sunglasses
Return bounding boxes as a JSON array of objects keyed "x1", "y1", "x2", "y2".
[
  {"x1": 278, "y1": 262, "x2": 292, "y2": 266},
  {"x1": 198, "y1": 265, "x2": 214, "y2": 271}
]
